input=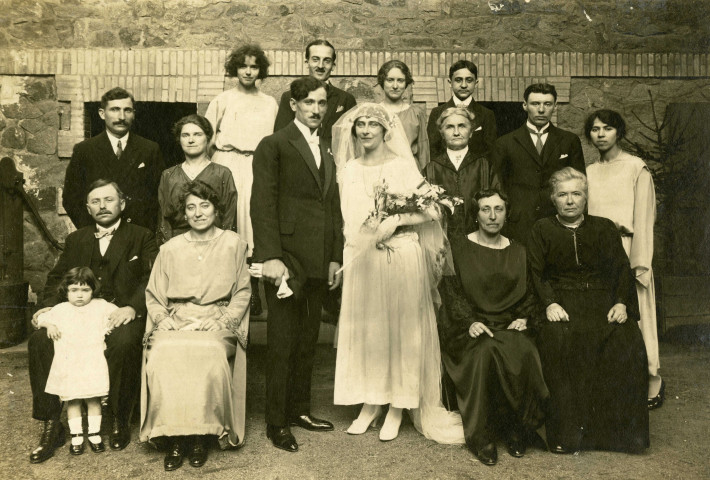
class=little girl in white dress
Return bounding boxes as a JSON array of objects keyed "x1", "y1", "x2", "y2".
[{"x1": 37, "y1": 267, "x2": 117, "y2": 455}]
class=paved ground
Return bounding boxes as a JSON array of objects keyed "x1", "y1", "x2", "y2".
[{"x1": 1, "y1": 325, "x2": 709, "y2": 480}]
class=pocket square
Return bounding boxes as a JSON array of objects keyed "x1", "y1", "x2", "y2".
[
  {"x1": 138, "y1": 162, "x2": 145, "y2": 168},
  {"x1": 474, "y1": 126, "x2": 483, "y2": 131},
  {"x1": 129, "y1": 255, "x2": 138, "y2": 261},
  {"x1": 559, "y1": 154, "x2": 569, "y2": 159},
  {"x1": 336, "y1": 105, "x2": 344, "y2": 113}
]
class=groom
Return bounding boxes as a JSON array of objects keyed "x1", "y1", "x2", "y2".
[{"x1": 251, "y1": 76, "x2": 344, "y2": 452}]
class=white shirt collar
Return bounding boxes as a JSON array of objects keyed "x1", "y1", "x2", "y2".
[
  {"x1": 452, "y1": 95, "x2": 473, "y2": 107},
  {"x1": 526, "y1": 120, "x2": 550, "y2": 133},
  {"x1": 447, "y1": 146, "x2": 469, "y2": 170},
  {"x1": 96, "y1": 219, "x2": 121, "y2": 233},
  {"x1": 106, "y1": 131, "x2": 129, "y2": 151},
  {"x1": 294, "y1": 119, "x2": 319, "y2": 143}
]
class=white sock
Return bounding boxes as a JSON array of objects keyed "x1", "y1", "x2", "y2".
[
  {"x1": 68, "y1": 417, "x2": 84, "y2": 445},
  {"x1": 87, "y1": 415, "x2": 102, "y2": 444}
]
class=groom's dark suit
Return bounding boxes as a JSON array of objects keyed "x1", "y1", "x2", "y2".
[
  {"x1": 28, "y1": 221, "x2": 158, "y2": 424},
  {"x1": 490, "y1": 124, "x2": 585, "y2": 245},
  {"x1": 251, "y1": 121, "x2": 344, "y2": 427}
]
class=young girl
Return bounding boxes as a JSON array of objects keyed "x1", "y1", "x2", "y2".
[{"x1": 37, "y1": 267, "x2": 118, "y2": 455}]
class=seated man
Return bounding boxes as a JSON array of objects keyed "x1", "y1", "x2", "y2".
[{"x1": 28, "y1": 179, "x2": 158, "y2": 463}]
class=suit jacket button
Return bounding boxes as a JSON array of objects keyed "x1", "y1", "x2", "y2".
[
  {"x1": 535, "y1": 206, "x2": 540, "y2": 211},
  {"x1": 126, "y1": 218, "x2": 132, "y2": 222}
]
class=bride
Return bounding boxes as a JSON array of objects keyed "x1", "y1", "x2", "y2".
[{"x1": 332, "y1": 103, "x2": 463, "y2": 444}]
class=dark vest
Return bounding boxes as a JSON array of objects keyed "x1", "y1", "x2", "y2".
[{"x1": 90, "y1": 239, "x2": 115, "y2": 302}]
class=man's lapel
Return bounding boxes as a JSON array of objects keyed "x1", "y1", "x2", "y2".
[
  {"x1": 541, "y1": 126, "x2": 562, "y2": 164},
  {"x1": 97, "y1": 131, "x2": 121, "y2": 178},
  {"x1": 320, "y1": 140, "x2": 333, "y2": 199},
  {"x1": 513, "y1": 125, "x2": 542, "y2": 165},
  {"x1": 287, "y1": 123, "x2": 323, "y2": 191},
  {"x1": 76, "y1": 228, "x2": 97, "y2": 267}
]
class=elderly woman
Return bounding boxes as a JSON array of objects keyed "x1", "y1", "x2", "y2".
[
  {"x1": 377, "y1": 59, "x2": 430, "y2": 170},
  {"x1": 584, "y1": 109, "x2": 663, "y2": 409},
  {"x1": 140, "y1": 181, "x2": 250, "y2": 471},
  {"x1": 424, "y1": 107, "x2": 500, "y2": 236},
  {"x1": 438, "y1": 189, "x2": 548, "y2": 466},
  {"x1": 528, "y1": 167, "x2": 649, "y2": 454},
  {"x1": 156, "y1": 114, "x2": 237, "y2": 245}
]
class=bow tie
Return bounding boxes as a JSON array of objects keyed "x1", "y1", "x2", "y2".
[{"x1": 94, "y1": 228, "x2": 117, "y2": 239}]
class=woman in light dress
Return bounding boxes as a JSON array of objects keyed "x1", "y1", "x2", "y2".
[
  {"x1": 332, "y1": 103, "x2": 463, "y2": 444},
  {"x1": 377, "y1": 60, "x2": 430, "y2": 170},
  {"x1": 206, "y1": 44, "x2": 278, "y2": 315},
  {"x1": 141, "y1": 181, "x2": 250, "y2": 471},
  {"x1": 584, "y1": 109, "x2": 663, "y2": 409}
]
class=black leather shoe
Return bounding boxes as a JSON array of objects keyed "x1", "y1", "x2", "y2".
[
  {"x1": 109, "y1": 418, "x2": 130, "y2": 450},
  {"x1": 506, "y1": 431, "x2": 526, "y2": 458},
  {"x1": 69, "y1": 434, "x2": 85, "y2": 455},
  {"x1": 89, "y1": 439, "x2": 106, "y2": 453},
  {"x1": 29, "y1": 419, "x2": 66, "y2": 464},
  {"x1": 164, "y1": 438, "x2": 185, "y2": 471},
  {"x1": 289, "y1": 414, "x2": 334, "y2": 431},
  {"x1": 474, "y1": 443, "x2": 498, "y2": 466},
  {"x1": 648, "y1": 379, "x2": 666, "y2": 410},
  {"x1": 551, "y1": 444, "x2": 573, "y2": 454},
  {"x1": 188, "y1": 436, "x2": 208, "y2": 468},
  {"x1": 266, "y1": 425, "x2": 298, "y2": 452}
]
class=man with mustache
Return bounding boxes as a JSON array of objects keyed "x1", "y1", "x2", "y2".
[
  {"x1": 28, "y1": 180, "x2": 158, "y2": 462},
  {"x1": 252, "y1": 76, "x2": 344, "y2": 452},
  {"x1": 427, "y1": 60, "x2": 498, "y2": 159},
  {"x1": 273, "y1": 39, "x2": 356, "y2": 140},
  {"x1": 63, "y1": 87, "x2": 164, "y2": 231},
  {"x1": 490, "y1": 83, "x2": 585, "y2": 245}
]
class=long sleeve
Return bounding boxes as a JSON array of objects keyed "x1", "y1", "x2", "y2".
[
  {"x1": 273, "y1": 91, "x2": 294, "y2": 133},
  {"x1": 488, "y1": 139, "x2": 509, "y2": 196},
  {"x1": 156, "y1": 170, "x2": 172, "y2": 246},
  {"x1": 204, "y1": 94, "x2": 225, "y2": 148},
  {"x1": 569, "y1": 134, "x2": 586, "y2": 174},
  {"x1": 221, "y1": 169, "x2": 239, "y2": 232},
  {"x1": 426, "y1": 107, "x2": 443, "y2": 159},
  {"x1": 527, "y1": 221, "x2": 559, "y2": 308},
  {"x1": 630, "y1": 167, "x2": 656, "y2": 287},
  {"x1": 145, "y1": 249, "x2": 170, "y2": 330},
  {"x1": 221, "y1": 240, "x2": 251, "y2": 348},
  {"x1": 437, "y1": 274, "x2": 476, "y2": 358},
  {"x1": 250, "y1": 136, "x2": 283, "y2": 262},
  {"x1": 62, "y1": 145, "x2": 90, "y2": 228},
  {"x1": 480, "y1": 108, "x2": 498, "y2": 154},
  {"x1": 415, "y1": 106, "x2": 430, "y2": 170},
  {"x1": 511, "y1": 266, "x2": 538, "y2": 326},
  {"x1": 125, "y1": 229, "x2": 159, "y2": 315},
  {"x1": 41, "y1": 236, "x2": 77, "y2": 308}
]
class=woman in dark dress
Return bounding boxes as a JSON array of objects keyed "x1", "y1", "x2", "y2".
[
  {"x1": 437, "y1": 189, "x2": 549, "y2": 466},
  {"x1": 156, "y1": 114, "x2": 238, "y2": 245},
  {"x1": 528, "y1": 166, "x2": 649, "y2": 454}
]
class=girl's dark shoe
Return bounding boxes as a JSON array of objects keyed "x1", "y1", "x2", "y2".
[
  {"x1": 648, "y1": 379, "x2": 666, "y2": 410},
  {"x1": 69, "y1": 433, "x2": 85, "y2": 455}
]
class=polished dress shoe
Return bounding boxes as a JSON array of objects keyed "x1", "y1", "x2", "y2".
[
  {"x1": 648, "y1": 379, "x2": 666, "y2": 410},
  {"x1": 188, "y1": 436, "x2": 208, "y2": 468},
  {"x1": 551, "y1": 444, "x2": 574, "y2": 454},
  {"x1": 89, "y1": 438, "x2": 106, "y2": 453},
  {"x1": 266, "y1": 425, "x2": 298, "y2": 452},
  {"x1": 29, "y1": 419, "x2": 66, "y2": 464},
  {"x1": 506, "y1": 431, "x2": 526, "y2": 458},
  {"x1": 69, "y1": 434, "x2": 85, "y2": 455},
  {"x1": 164, "y1": 438, "x2": 185, "y2": 471},
  {"x1": 474, "y1": 443, "x2": 498, "y2": 466},
  {"x1": 289, "y1": 414, "x2": 334, "y2": 431},
  {"x1": 109, "y1": 418, "x2": 130, "y2": 450}
]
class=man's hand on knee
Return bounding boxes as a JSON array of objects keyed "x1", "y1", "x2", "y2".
[{"x1": 108, "y1": 306, "x2": 137, "y2": 330}]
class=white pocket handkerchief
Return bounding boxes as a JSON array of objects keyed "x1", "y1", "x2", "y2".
[
  {"x1": 336, "y1": 105, "x2": 344, "y2": 113},
  {"x1": 559, "y1": 154, "x2": 569, "y2": 159},
  {"x1": 129, "y1": 255, "x2": 138, "y2": 261},
  {"x1": 138, "y1": 162, "x2": 145, "y2": 168},
  {"x1": 474, "y1": 126, "x2": 483, "y2": 131}
]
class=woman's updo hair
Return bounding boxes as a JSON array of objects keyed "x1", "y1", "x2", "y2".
[
  {"x1": 466, "y1": 188, "x2": 510, "y2": 234},
  {"x1": 172, "y1": 114, "x2": 214, "y2": 145},
  {"x1": 377, "y1": 59, "x2": 414, "y2": 88},
  {"x1": 179, "y1": 180, "x2": 225, "y2": 222},
  {"x1": 548, "y1": 167, "x2": 588, "y2": 199}
]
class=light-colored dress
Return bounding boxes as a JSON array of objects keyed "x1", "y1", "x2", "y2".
[
  {"x1": 382, "y1": 104, "x2": 430, "y2": 171},
  {"x1": 334, "y1": 157, "x2": 464, "y2": 444},
  {"x1": 39, "y1": 299, "x2": 117, "y2": 401},
  {"x1": 140, "y1": 230, "x2": 251, "y2": 448},
  {"x1": 587, "y1": 151, "x2": 660, "y2": 389},
  {"x1": 206, "y1": 88, "x2": 278, "y2": 256}
]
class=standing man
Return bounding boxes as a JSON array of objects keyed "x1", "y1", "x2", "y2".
[
  {"x1": 490, "y1": 83, "x2": 585, "y2": 245},
  {"x1": 427, "y1": 60, "x2": 497, "y2": 159},
  {"x1": 63, "y1": 87, "x2": 164, "y2": 231},
  {"x1": 29, "y1": 180, "x2": 158, "y2": 463},
  {"x1": 252, "y1": 77, "x2": 344, "y2": 453},
  {"x1": 273, "y1": 39, "x2": 356, "y2": 140}
]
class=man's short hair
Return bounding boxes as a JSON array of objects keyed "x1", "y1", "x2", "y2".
[
  {"x1": 305, "y1": 39, "x2": 336, "y2": 62},
  {"x1": 86, "y1": 179, "x2": 125, "y2": 202},
  {"x1": 100, "y1": 87, "x2": 134, "y2": 109},
  {"x1": 523, "y1": 83, "x2": 557, "y2": 102},
  {"x1": 448, "y1": 60, "x2": 478, "y2": 79},
  {"x1": 224, "y1": 44, "x2": 271, "y2": 79},
  {"x1": 290, "y1": 76, "x2": 327, "y2": 102},
  {"x1": 436, "y1": 106, "x2": 475, "y2": 132},
  {"x1": 584, "y1": 109, "x2": 627, "y2": 141}
]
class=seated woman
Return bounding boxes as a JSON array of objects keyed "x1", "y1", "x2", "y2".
[
  {"x1": 528, "y1": 167, "x2": 649, "y2": 454},
  {"x1": 156, "y1": 114, "x2": 238, "y2": 245},
  {"x1": 140, "y1": 181, "x2": 250, "y2": 471},
  {"x1": 437, "y1": 189, "x2": 549, "y2": 466}
]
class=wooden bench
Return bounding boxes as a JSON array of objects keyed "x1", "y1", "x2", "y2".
[{"x1": 658, "y1": 275, "x2": 710, "y2": 334}]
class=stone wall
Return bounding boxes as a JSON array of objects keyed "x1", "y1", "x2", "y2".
[{"x1": 1, "y1": 0, "x2": 709, "y2": 53}]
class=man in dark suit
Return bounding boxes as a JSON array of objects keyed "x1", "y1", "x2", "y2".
[
  {"x1": 273, "y1": 39, "x2": 356, "y2": 140},
  {"x1": 63, "y1": 87, "x2": 164, "y2": 231},
  {"x1": 252, "y1": 77, "x2": 344, "y2": 453},
  {"x1": 28, "y1": 180, "x2": 158, "y2": 463},
  {"x1": 490, "y1": 83, "x2": 585, "y2": 245},
  {"x1": 427, "y1": 60, "x2": 497, "y2": 158}
]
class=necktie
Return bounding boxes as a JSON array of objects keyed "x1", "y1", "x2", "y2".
[
  {"x1": 116, "y1": 139, "x2": 123, "y2": 159},
  {"x1": 528, "y1": 127, "x2": 547, "y2": 155},
  {"x1": 94, "y1": 228, "x2": 116, "y2": 239}
]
